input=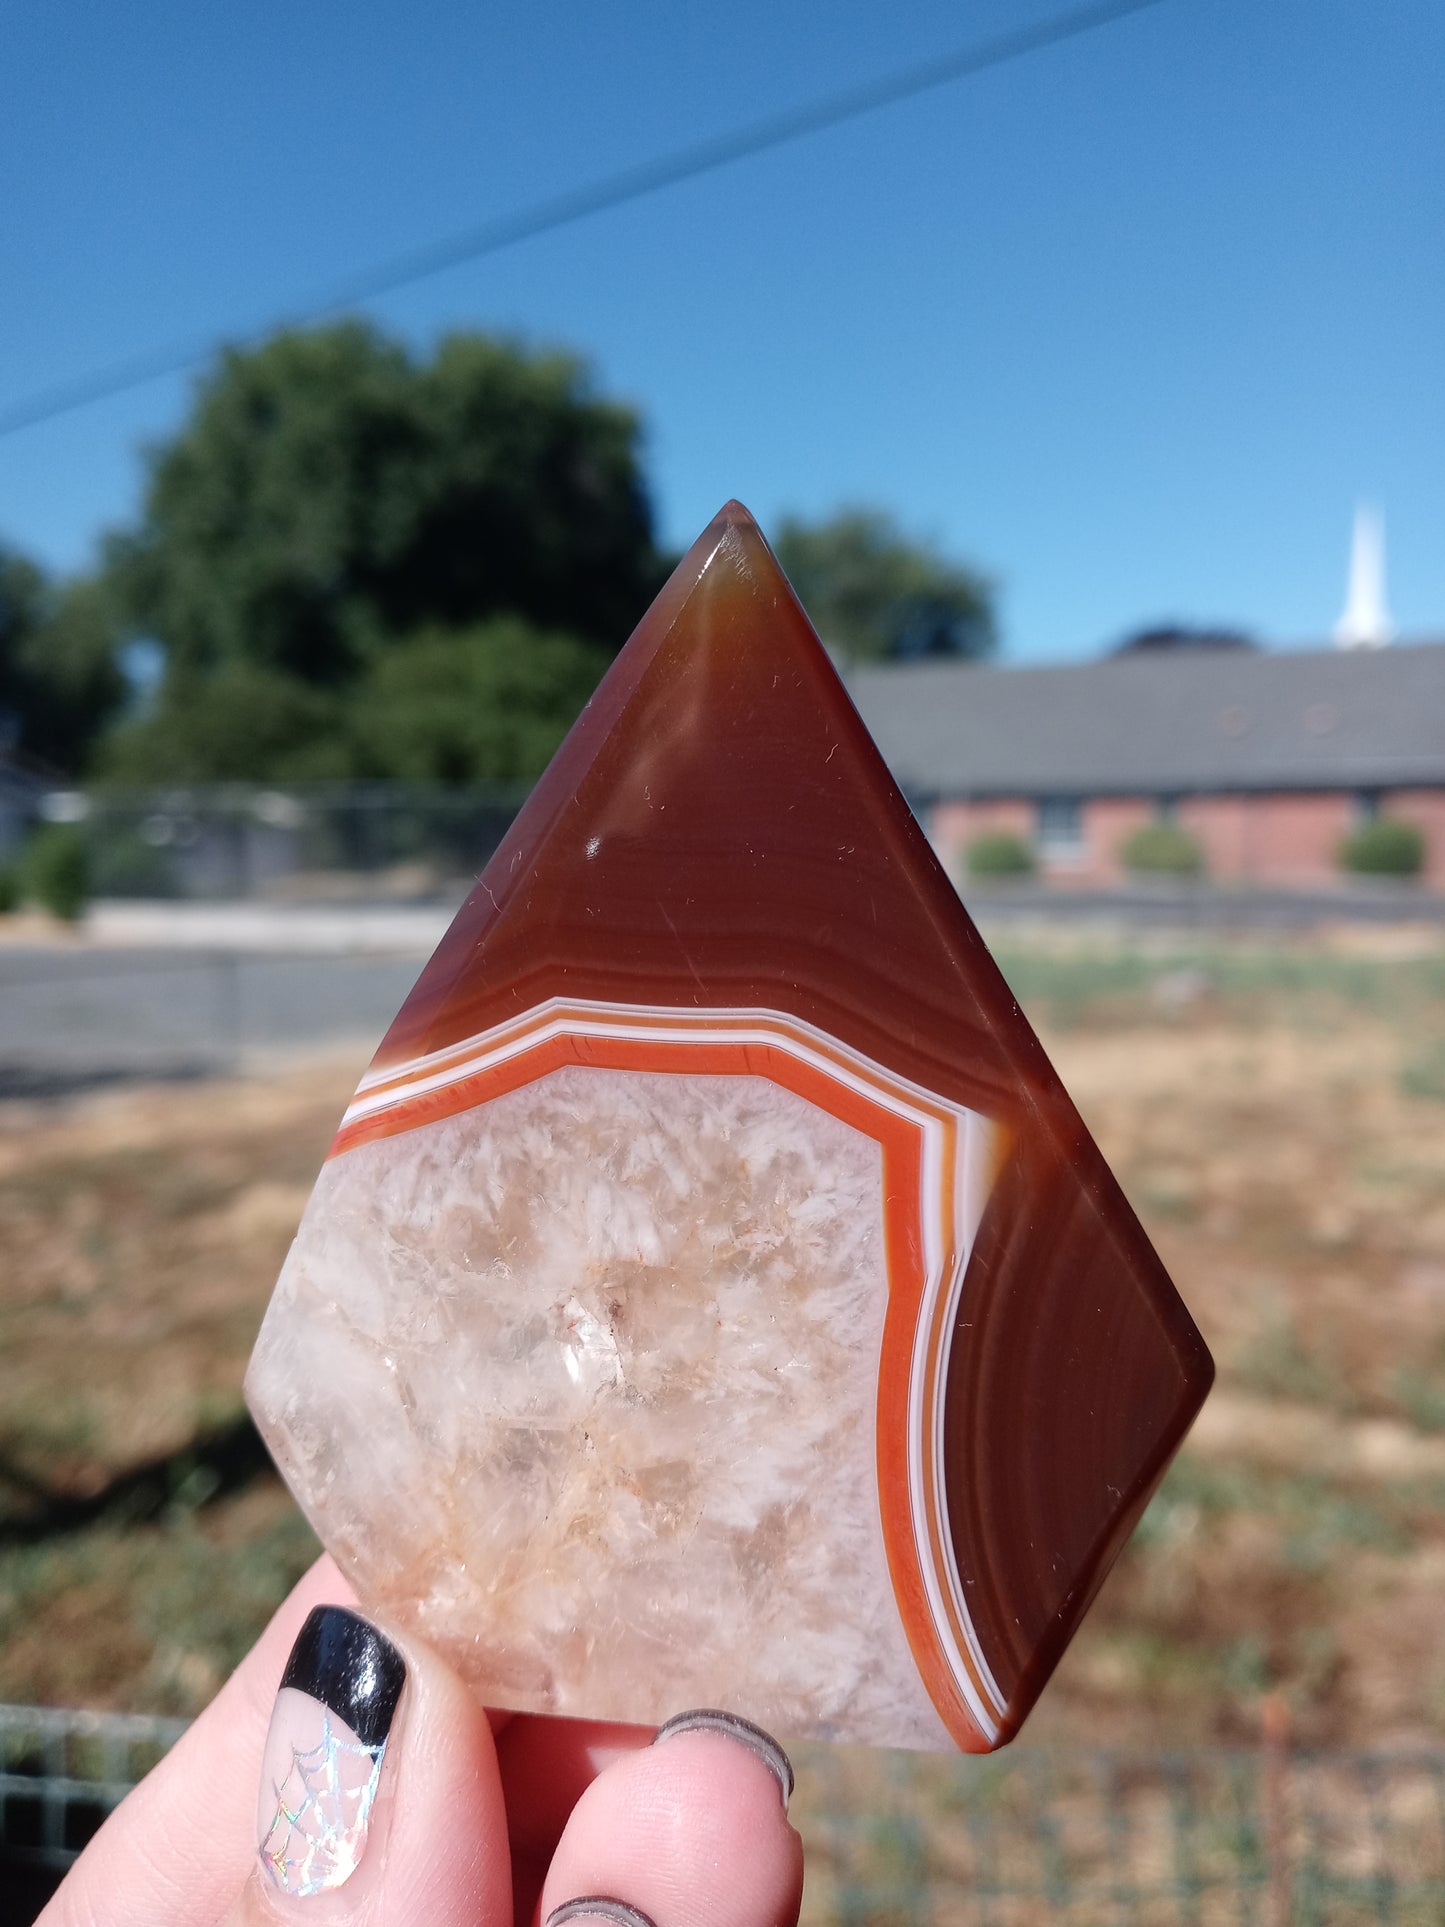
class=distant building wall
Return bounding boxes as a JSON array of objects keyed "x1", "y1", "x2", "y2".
[
  {"x1": 1079, "y1": 798, "x2": 1154, "y2": 884},
  {"x1": 1178, "y1": 792, "x2": 1355, "y2": 885},
  {"x1": 929, "y1": 800, "x2": 1034, "y2": 881},
  {"x1": 1389, "y1": 789, "x2": 1445, "y2": 887},
  {"x1": 855, "y1": 638, "x2": 1445, "y2": 893},
  {"x1": 1172, "y1": 794, "x2": 1254, "y2": 880},
  {"x1": 928, "y1": 787, "x2": 1444, "y2": 888}
]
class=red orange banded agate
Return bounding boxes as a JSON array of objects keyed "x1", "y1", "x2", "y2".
[{"x1": 246, "y1": 502, "x2": 1211, "y2": 1751}]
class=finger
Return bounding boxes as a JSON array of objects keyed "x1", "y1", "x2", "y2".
[
  {"x1": 226, "y1": 1604, "x2": 510, "y2": 1927},
  {"x1": 499, "y1": 1716, "x2": 653, "y2": 1856},
  {"x1": 537, "y1": 1709, "x2": 803, "y2": 1927},
  {"x1": 495, "y1": 1716, "x2": 653, "y2": 1924},
  {"x1": 41, "y1": 1555, "x2": 360, "y2": 1927}
]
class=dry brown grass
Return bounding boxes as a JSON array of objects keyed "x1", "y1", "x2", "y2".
[
  {"x1": 2, "y1": 932, "x2": 1444, "y2": 1750},
  {"x1": 0, "y1": 1060, "x2": 356, "y2": 1487},
  {"x1": 1023, "y1": 937, "x2": 1445, "y2": 1750},
  {"x1": 0, "y1": 1061, "x2": 355, "y2": 1710}
]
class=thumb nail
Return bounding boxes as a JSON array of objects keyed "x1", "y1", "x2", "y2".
[
  {"x1": 255, "y1": 1605, "x2": 406, "y2": 1898},
  {"x1": 546, "y1": 1904, "x2": 658, "y2": 1927}
]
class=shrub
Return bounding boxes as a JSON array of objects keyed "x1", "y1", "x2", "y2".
[
  {"x1": 23, "y1": 823, "x2": 91, "y2": 921},
  {"x1": 0, "y1": 865, "x2": 19, "y2": 914},
  {"x1": 966, "y1": 830, "x2": 1036, "y2": 879},
  {"x1": 88, "y1": 828, "x2": 181, "y2": 899},
  {"x1": 1337, "y1": 816, "x2": 1425, "y2": 879},
  {"x1": 1120, "y1": 821, "x2": 1204, "y2": 877}
]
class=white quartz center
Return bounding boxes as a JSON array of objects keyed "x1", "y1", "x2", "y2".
[{"x1": 247, "y1": 1063, "x2": 949, "y2": 1744}]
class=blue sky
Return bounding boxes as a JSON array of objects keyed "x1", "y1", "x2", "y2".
[{"x1": 2, "y1": 0, "x2": 1441, "y2": 662}]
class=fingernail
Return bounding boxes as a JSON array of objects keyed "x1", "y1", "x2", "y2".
[
  {"x1": 256, "y1": 1605, "x2": 406, "y2": 1897},
  {"x1": 545, "y1": 1903, "x2": 658, "y2": 1927},
  {"x1": 652, "y1": 1706, "x2": 794, "y2": 1809}
]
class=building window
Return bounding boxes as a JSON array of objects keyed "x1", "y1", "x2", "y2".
[
  {"x1": 1036, "y1": 796, "x2": 1085, "y2": 862},
  {"x1": 1354, "y1": 790, "x2": 1381, "y2": 825}
]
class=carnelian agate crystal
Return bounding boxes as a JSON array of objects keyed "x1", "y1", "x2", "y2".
[{"x1": 246, "y1": 502, "x2": 1212, "y2": 1751}]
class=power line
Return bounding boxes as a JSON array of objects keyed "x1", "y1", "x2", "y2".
[{"x1": 0, "y1": 0, "x2": 1171, "y2": 441}]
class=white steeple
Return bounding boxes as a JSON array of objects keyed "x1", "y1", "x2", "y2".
[{"x1": 1334, "y1": 503, "x2": 1394, "y2": 649}]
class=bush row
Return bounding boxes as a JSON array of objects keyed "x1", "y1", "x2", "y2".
[
  {"x1": 964, "y1": 816, "x2": 1427, "y2": 882},
  {"x1": 0, "y1": 813, "x2": 1430, "y2": 918}
]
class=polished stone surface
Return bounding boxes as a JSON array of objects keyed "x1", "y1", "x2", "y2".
[
  {"x1": 250, "y1": 1065, "x2": 950, "y2": 1745},
  {"x1": 248, "y1": 502, "x2": 1213, "y2": 1749}
]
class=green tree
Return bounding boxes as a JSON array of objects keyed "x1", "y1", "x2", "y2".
[
  {"x1": 773, "y1": 508, "x2": 995, "y2": 663},
  {"x1": 99, "y1": 665, "x2": 350, "y2": 785},
  {"x1": 111, "y1": 322, "x2": 663, "y2": 691},
  {"x1": 0, "y1": 545, "x2": 126, "y2": 774},
  {"x1": 0, "y1": 546, "x2": 46, "y2": 754},
  {"x1": 349, "y1": 618, "x2": 610, "y2": 786}
]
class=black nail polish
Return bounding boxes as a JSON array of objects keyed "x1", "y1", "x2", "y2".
[
  {"x1": 279, "y1": 1605, "x2": 406, "y2": 1750},
  {"x1": 257, "y1": 1606, "x2": 408, "y2": 1896}
]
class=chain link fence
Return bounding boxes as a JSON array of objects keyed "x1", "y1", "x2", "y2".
[
  {"x1": 45, "y1": 783, "x2": 526, "y2": 902},
  {"x1": 16, "y1": 783, "x2": 1445, "y2": 931},
  {"x1": 0, "y1": 1703, "x2": 187, "y2": 1920},
  {"x1": 3, "y1": 1703, "x2": 1441, "y2": 1924}
]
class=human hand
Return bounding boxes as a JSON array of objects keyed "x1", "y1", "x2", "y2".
[{"x1": 39, "y1": 1555, "x2": 804, "y2": 1927}]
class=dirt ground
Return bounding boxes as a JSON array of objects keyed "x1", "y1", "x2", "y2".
[{"x1": 2, "y1": 926, "x2": 1444, "y2": 1751}]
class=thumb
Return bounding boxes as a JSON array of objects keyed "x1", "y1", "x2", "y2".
[{"x1": 226, "y1": 1604, "x2": 510, "y2": 1927}]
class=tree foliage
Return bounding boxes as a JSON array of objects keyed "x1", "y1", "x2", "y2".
[
  {"x1": 0, "y1": 546, "x2": 127, "y2": 775},
  {"x1": 348, "y1": 619, "x2": 609, "y2": 786},
  {"x1": 773, "y1": 508, "x2": 995, "y2": 663},
  {"x1": 98, "y1": 665, "x2": 350, "y2": 786},
  {"x1": 8, "y1": 328, "x2": 1006, "y2": 790},
  {"x1": 90, "y1": 322, "x2": 666, "y2": 786},
  {"x1": 111, "y1": 323, "x2": 662, "y2": 688}
]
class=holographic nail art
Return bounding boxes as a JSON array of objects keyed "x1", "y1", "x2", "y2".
[{"x1": 256, "y1": 1607, "x2": 405, "y2": 1898}]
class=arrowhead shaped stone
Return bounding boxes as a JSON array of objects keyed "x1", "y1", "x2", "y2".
[{"x1": 246, "y1": 501, "x2": 1212, "y2": 1750}]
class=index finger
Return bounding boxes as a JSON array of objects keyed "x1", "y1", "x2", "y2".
[{"x1": 497, "y1": 1715, "x2": 656, "y2": 1923}]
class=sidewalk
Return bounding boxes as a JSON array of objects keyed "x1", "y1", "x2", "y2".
[
  {"x1": 4, "y1": 883, "x2": 1444, "y2": 960},
  {"x1": 85, "y1": 898, "x2": 458, "y2": 955}
]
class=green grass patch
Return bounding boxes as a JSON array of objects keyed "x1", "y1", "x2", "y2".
[
  {"x1": 1140, "y1": 1456, "x2": 1415, "y2": 1565},
  {"x1": 1400, "y1": 1039, "x2": 1445, "y2": 1102},
  {"x1": 0, "y1": 1491, "x2": 319, "y2": 1713},
  {"x1": 1235, "y1": 1309, "x2": 1352, "y2": 1410},
  {"x1": 990, "y1": 942, "x2": 1445, "y2": 1035},
  {"x1": 1394, "y1": 1367, "x2": 1445, "y2": 1433}
]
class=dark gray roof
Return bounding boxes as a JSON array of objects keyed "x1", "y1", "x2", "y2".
[{"x1": 846, "y1": 641, "x2": 1445, "y2": 799}]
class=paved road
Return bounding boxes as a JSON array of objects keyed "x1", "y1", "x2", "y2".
[
  {"x1": 2, "y1": 882, "x2": 1441, "y2": 1097},
  {"x1": 0, "y1": 946, "x2": 425, "y2": 1096}
]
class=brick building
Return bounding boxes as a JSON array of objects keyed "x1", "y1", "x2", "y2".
[{"x1": 847, "y1": 640, "x2": 1445, "y2": 889}]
